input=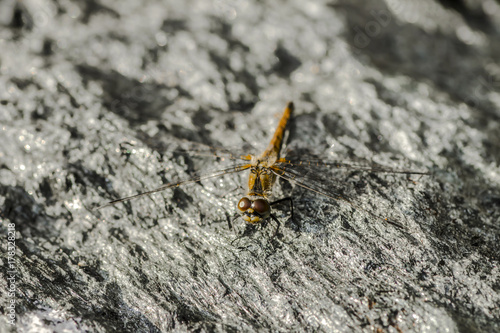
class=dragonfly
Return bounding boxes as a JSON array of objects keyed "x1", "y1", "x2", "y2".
[{"x1": 97, "y1": 102, "x2": 429, "y2": 230}]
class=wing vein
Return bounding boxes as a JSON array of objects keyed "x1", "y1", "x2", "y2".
[
  {"x1": 271, "y1": 167, "x2": 405, "y2": 229},
  {"x1": 97, "y1": 163, "x2": 251, "y2": 209}
]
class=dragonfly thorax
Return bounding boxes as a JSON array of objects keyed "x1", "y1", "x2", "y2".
[
  {"x1": 247, "y1": 166, "x2": 276, "y2": 198},
  {"x1": 250, "y1": 152, "x2": 279, "y2": 167},
  {"x1": 237, "y1": 196, "x2": 271, "y2": 224}
]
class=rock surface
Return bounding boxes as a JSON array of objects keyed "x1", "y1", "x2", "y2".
[{"x1": 0, "y1": 0, "x2": 499, "y2": 332}]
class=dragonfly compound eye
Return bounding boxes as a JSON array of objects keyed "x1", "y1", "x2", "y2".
[
  {"x1": 237, "y1": 197, "x2": 252, "y2": 212},
  {"x1": 251, "y1": 199, "x2": 270, "y2": 215}
]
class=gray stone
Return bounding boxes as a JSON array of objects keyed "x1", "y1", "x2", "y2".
[{"x1": 1, "y1": 0, "x2": 499, "y2": 332}]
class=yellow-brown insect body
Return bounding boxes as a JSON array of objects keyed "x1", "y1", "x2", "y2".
[
  {"x1": 237, "y1": 102, "x2": 294, "y2": 224},
  {"x1": 246, "y1": 156, "x2": 278, "y2": 198}
]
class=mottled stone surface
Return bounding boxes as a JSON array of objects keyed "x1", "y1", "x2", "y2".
[{"x1": 1, "y1": 0, "x2": 499, "y2": 332}]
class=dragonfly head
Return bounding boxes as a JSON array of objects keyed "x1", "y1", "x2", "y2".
[{"x1": 237, "y1": 196, "x2": 271, "y2": 224}]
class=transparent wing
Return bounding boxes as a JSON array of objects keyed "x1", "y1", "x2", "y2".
[
  {"x1": 271, "y1": 155, "x2": 429, "y2": 228},
  {"x1": 172, "y1": 139, "x2": 255, "y2": 162},
  {"x1": 97, "y1": 163, "x2": 251, "y2": 209},
  {"x1": 280, "y1": 149, "x2": 430, "y2": 175},
  {"x1": 119, "y1": 139, "x2": 255, "y2": 166}
]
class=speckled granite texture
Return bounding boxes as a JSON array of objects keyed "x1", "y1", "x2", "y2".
[{"x1": 0, "y1": 0, "x2": 499, "y2": 332}]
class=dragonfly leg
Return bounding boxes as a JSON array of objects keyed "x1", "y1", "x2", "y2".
[
  {"x1": 227, "y1": 213, "x2": 240, "y2": 230},
  {"x1": 270, "y1": 197, "x2": 294, "y2": 219},
  {"x1": 270, "y1": 196, "x2": 300, "y2": 230},
  {"x1": 269, "y1": 214, "x2": 281, "y2": 238}
]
